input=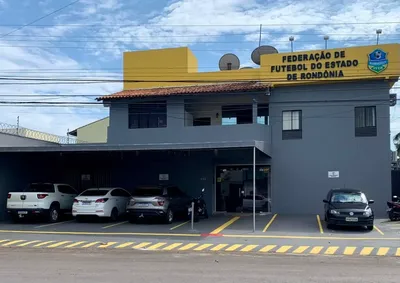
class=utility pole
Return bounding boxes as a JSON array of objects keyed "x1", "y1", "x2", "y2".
[{"x1": 16, "y1": 116, "x2": 19, "y2": 135}]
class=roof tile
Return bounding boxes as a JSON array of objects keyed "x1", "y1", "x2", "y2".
[{"x1": 97, "y1": 82, "x2": 270, "y2": 101}]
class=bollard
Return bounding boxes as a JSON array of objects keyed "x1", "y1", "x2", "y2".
[{"x1": 191, "y1": 201, "x2": 194, "y2": 230}]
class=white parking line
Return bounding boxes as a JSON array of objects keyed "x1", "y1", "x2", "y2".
[
  {"x1": 102, "y1": 221, "x2": 128, "y2": 229},
  {"x1": 34, "y1": 220, "x2": 75, "y2": 229}
]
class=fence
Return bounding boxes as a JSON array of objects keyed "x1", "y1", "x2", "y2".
[{"x1": 0, "y1": 122, "x2": 88, "y2": 144}]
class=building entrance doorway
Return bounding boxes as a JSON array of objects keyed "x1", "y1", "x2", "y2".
[{"x1": 215, "y1": 165, "x2": 271, "y2": 213}]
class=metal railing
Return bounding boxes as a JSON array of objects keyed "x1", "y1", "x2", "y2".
[{"x1": 0, "y1": 122, "x2": 88, "y2": 144}]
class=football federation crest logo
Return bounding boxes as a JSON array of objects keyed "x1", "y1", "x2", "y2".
[{"x1": 368, "y1": 49, "x2": 388, "y2": 74}]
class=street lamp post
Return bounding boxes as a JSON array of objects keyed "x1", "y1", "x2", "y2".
[
  {"x1": 289, "y1": 36, "x2": 294, "y2": 52},
  {"x1": 376, "y1": 29, "x2": 382, "y2": 45},
  {"x1": 324, "y1": 35, "x2": 329, "y2": 49}
]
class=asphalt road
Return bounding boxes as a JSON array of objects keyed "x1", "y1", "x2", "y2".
[{"x1": 0, "y1": 249, "x2": 399, "y2": 283}]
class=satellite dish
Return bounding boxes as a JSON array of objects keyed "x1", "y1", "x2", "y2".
[
  {"x1": 219, "y1": 53, "x2": 240, "y2": 71},
  {"x1": 240, "y1": 67, "x2": 254, "y2": 69},
  {"x1": 251, "y1": 45, "x2": 279, "y2": 65}
]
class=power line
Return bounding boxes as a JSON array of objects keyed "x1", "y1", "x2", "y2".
[
  {"x1": 0, "y1": 21, "x2": 400, "y2": 27},
  {"x1": 0, "y1": 0, "x2": 80, "y2": 38}
]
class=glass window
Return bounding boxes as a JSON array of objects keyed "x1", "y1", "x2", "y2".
[
  {"x1": 133, "y1": 187, "x2": 164, "y2": 196},
  {"x1": 128, "y1": 101, "x2": 167, "y2": 129},
  {"x1": 24, "y1": 183, "x2": 55, "y2": 193},
  {"x1": 330, "y1": 192, "x2": 368, "y2": 204},
  {"x1": 58, "y1": 185, "x2": 77, "y2": 194},
  {"x1": 355, "y1": 106, "x2": 376, "y2": 128},
  {"x1": 80, "y1": 189, "x2": 110, "y2": 196},
  {"x1": 282, "y1": 110, "x2": 301, "y2": 130}
]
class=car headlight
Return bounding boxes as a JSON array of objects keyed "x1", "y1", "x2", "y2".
[
  {"x1": 330, "y1": 209, "x2": 340, "y2": 215},
  {"x1": 363, "y1": 208, "x2": 372, "y2": 216}
]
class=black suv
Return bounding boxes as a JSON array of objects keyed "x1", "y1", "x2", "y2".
[{"x1": 323, "y1": 188, "x2": 375, "y2": 230}]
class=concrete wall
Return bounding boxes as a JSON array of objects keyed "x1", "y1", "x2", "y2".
[
  {"x1": 107, "y1": 93, "x2": 271, "y2": 148},
  {"x1": 269, "y1": 81, "x2": 392, "y2": 216},
  {"x1": 76, "y1": 117, "x2": 109, "y2": 143},
  {"x1": 0, "y1": 133, "x2": 58, "y2": 147}
]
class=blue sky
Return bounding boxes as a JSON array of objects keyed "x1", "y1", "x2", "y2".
[{"x1": 0, "y1": 0, "x2": 399, "y2": 145}]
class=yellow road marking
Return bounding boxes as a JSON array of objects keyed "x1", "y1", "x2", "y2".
[
  {"x1": 376, "y1": 247, "x2": 389, "y2": 256},
  {"x1": 211, "y1": 244, "x2": 229, "y2": 251},
  {"x1": 360, "y1": 247, "x2": 374, "y2": 256},
  {"x1": 316, "y1": 215, "x2": 324, "y2": 234},
  {"x1": 396, "y1": 248, "x2": 400, "y2": 256},
  {"x1": 259, "y1": 245, "x2": 276, "y2": 253},
  {"x1": 262, "y1": 214, "x2": 277, "y2": 232},
  {"x1": 81, "y1": 241, "x2": 100, "y2": 248},
  {"x1": 47, "y1": 241, "x2": 72, "y2": 248},
  {"x1": 132, "y1": 242, "x2": 152, "y2": 249},
  {"x1": 225, "y1": 244, "x2": 243, "y2": 251},
  {"x1": 343, "y1": 247, "x2": 356, "y2": 255},
  {"x1": 222, "y1": 234, "x2": 400, "y2": 240},
  {"x1": 146, "y1": 243, "x2": 167, "y2": 250},
  {"x1": 18, "y1": 240, "x2": 41, "y2": 247},
  {"x1": 324, "y1": 246, "x2": 339, "y2": 255},
  {"x1": 163, "y1": 243, "x2": 183, "y2": 251},
  {"x1": 193, "y1": 244, "x2": 213, "y2": 251},
  {"x1": 98, "y1": 242, "x2": 118, "y2": 248},
  {"x1": 276, "y1": 245, "x2": 292, "y2": 253},
  {"x1": 34, "y1": 220, "x2": 75, "y2": 229},
  {"x1": 374, "y1": 225, "x2": 384, "y2": 235},
  {"x1": 241, "y1": 245, "x2": 258, "y2": 252},
  {"x1": 309, "y1": 246, "x2": 324, "y2": 254},
  {"x1": 102, "y1": 221, "x2": 128, "y2": 229},
  {"x1": 210, "y1": 216, "x2": 240, "y2": 234},
  {"x1": 2, "y1": 240, "x2": 25, "y2": 246},
  {"x1": 170, "y1": 221, "x2": 190, "y2": 231},
  {"x1": 65, "y1": 241, "x2": 87, "y2": 248},
  {"x1": 179, "y1": 243, "x2": 198, "y2": 251},
  {"x1": 0, "y1": 240, "x2": 10, "y2": 244},
  {"x1": 34, "y1": 241, "x2": 55, "y2": 247},
  {"x1": 292, "y1": 246, "x2": 309, "y2": 254},
  {"x1": 115, "y1": 242, "x2": 135, "y2": 249},
  {"x1": 1, "y1": 229, "x2": 399, "y2": 240}
]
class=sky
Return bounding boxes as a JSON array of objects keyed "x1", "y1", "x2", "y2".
[{"x1": 0, "y1": 0, "x2": 399, "y2": 146}]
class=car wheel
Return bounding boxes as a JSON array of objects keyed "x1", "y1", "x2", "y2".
[
  {"x1": 165, "y1": 209, "x2": 174, "y2": 224},
  {"x1": 110, "y1": 208, "x2": 118, "y2": 222},
  {"x1": 48, "y1": 205, "x2": 60, "y2": 223},
  {"x1": 128, "y1": 216, "x2": 136, "y2": 224},
  {"x1": 326, "y1": 223, "x2": 334, "y2": 230},
  {"x1": 367, "y1": 225, "x2": 374, "y2": 231}
]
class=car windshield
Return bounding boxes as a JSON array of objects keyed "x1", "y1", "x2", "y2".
[
  {"x1": 80, "y1": 189, "x2": 109, "y2": 196},
  {"x1": 330, "y1": 192, "x2": 367, "y2": 203},
  {"x1": 133, "y1": 188, "x2": 164, "y2": 196},
  {"x1": 24, "y1": 183, "x2": 55, "y2": 193}
]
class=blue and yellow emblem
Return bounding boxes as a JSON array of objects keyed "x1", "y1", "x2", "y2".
[{"x1": 368, "y1": 49, "x2": 388, "y2": 74}]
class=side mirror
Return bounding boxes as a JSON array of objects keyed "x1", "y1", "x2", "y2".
[
  {"x1": 368, "y1": 200, "x2": 375, "y2": 204},
  {"x1": 323, "y1": 199, "x2": 328, "y2": 203}
]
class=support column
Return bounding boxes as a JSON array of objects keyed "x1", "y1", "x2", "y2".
[
  {"x1": 252, "y1": 99, "x2": 258, "y2": 124},
  {"x1": 167, "y1": 98, "x2": 185, "y2": 129},
  {"x1": 253, "y1": 146, "x2": 256, "y2": 232}
]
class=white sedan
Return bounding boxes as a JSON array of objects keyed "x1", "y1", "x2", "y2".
[{"x1": 72, "y1": 187, "x2": 131, "y2": 221}]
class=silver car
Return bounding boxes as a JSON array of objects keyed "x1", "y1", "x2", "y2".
[{"x1": 126, "y1": 185, "x2": 191, "y2": 224}]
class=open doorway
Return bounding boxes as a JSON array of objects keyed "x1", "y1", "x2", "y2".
[{"x1": 215, "y1": 165, "x2": 271, "y2": 213}]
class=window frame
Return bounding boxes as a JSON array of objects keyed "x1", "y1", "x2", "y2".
[
  {"x1": 282, "y1": 110, "x2": 302, "y2": 140},
  {"x1": 354, "y1": 106, "x2": 377, "y2": 137},
  {"x1": 128, "y1": 101, "x2": 167, "y2": 129}
]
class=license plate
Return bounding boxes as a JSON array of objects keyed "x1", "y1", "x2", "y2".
[
  {"x1": 18, "y1": 211, "x2": 28, "y2": 215},
  {"x1": 345, "y1": 217, "x2": 358, "y2": 222},
  {"x1": 136, "y1": 203, "x2": 149, "y2": 207},
  {"x1": 82, "y1": 201, "x2": 91, "y2": 205}
]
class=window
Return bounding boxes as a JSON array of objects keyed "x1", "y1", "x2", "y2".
[
  {"x1": 133, "y1": 187, "x2": 164, "y2": 197},
  {"x1": 24, "y1": 183, "x2": 55, "y2": 193},
  {"x1": 58, "y1": 185, "x2": 77, "y2": 195},
  {"x1": 80, "y1": 189, "x2": 110, "y2": 196},
  {"x1": 355, "y1": 106, "x2": 377, "y2": 137},
  {"x1": 193, "y1": 117, "x2": 211, "y2": 126},
  {"x1": 282, "y1": 110, "x2": 302, "y2": 139},
  {"x1": 330, "y1": 192, "x2": 368, "y2": 204},
  {"x1": 222, "y1": 104, "x2": 252, "y2": 125},
  {"x1": 257, "y1": 104, "x2": 269, "y2": 125},
  {"x1": 128, "y1": 101, "x2": 167, "y2": 129}
]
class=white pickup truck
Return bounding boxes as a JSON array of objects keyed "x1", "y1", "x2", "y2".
[{"x1": 7, "y1": 183, "x2": 78, "y2": 223}]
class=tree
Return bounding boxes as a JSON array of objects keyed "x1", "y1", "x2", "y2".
[{"x1": 394, "y1": 132, "x2": 400, "y2": 157}]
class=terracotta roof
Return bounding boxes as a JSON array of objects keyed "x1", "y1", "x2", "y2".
[{"x1": 97, "y1": 82, "x2": 270, "y2": 101}]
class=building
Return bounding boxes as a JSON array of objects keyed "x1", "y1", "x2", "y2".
[
  {"x1": 0, "y1": 43, "x2": 399, "y2": 220},
  {"x1": 68, "y1": 117, "x2": 109, "y2": 143}
]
